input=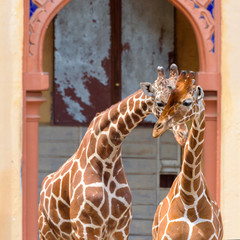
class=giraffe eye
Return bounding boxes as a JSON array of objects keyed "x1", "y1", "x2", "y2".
[
  {"x1": 182, "y1": 99, "x2": 192, "y2": 107},
  {"x1": 157, "y1": 102, "x2": 165, "y2": 107}
]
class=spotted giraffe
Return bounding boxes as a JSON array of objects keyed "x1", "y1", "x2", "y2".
[
  {"x1": 152, "y1": 71, "x2": 223, "y2": 240},
  {"x1": 38, "y1": 64, "x2": 188, "y2": 240}
]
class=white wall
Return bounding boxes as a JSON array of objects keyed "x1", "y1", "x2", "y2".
[
  {"x1": 221, "y1": 0, "x2": 240, "y2": 238},
  {"x1": 0, "y1": 0, "x2": 23, "y2": 239}
]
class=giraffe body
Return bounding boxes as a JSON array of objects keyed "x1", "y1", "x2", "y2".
[
  {"x1": 38, "y1": 65, "x2": 189, "y2": 240},
  {"x1": 39, "y1": 90, "x2": 148, "y2": 239},
  {"x1": 152, "y1": 71, "x2": 223, "y2": 240}
]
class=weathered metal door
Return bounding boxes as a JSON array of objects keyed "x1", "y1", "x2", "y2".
[{"x1": 54, "y1": 0, "x2": 174, "y2": 125}]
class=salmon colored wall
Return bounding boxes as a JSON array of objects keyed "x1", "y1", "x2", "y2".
[
  {"x1": 221, "y1": 0, "x2": 240, "y2": 238},
  {"x1": 0, "y1": 0, "x2": 23, "y2": 239}
]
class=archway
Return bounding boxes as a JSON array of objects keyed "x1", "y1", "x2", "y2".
[{"x1": 22, "y1": 0, "x2": 221, "y2": 239}]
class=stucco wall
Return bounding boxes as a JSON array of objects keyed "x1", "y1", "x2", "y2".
[
  {"x1": 221, "y1": 0, "x2": 240, "y2": 238},
  {"x1": 0, "y1": 0, "x2": 23, "y2": 239}
]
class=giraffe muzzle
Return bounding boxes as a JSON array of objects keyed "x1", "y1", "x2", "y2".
[{"x1": 153, "y1": 121, "x2": 167, "y2": 138}]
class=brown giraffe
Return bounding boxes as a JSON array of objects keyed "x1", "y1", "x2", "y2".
[
  {"x1": 38, "y1": 64, "x2": 188, "y2": 240},
  {"x1": 151, "y1": 71, "x2": 223, "y2": 240}
]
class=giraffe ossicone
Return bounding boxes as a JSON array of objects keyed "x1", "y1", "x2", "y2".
[
  {"x1": 38, "y1": 64, "x2": 188, "y2": 240},
  {"x1": 152, "y1": 70, "x2": 223, "y2": 240}
]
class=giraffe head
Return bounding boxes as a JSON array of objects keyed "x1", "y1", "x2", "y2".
[
  {"x1": 152, "y1": 70, "x2": 205, "y2": 139},
  {"x1": 140, "y1": 64, "x2": 188, "y2": 146}
]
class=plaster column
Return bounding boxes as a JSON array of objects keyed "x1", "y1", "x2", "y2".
[
  {"x1": 221, "y1": 0, "x2": 240, "y2": 238},
  {"x1": 0, "y1": 0, "x2": 23, "y2": 239}
]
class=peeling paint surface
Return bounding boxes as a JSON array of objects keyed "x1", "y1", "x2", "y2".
[
  {"x1": 54, "y1": 0, "x2": 174, "y2": 125},
  {"x1": 121, "y1": 0, "x2": 174, "y2": 122},
  {"x1": 54, "y1": 0, "x2": 111, "y2": 125}
]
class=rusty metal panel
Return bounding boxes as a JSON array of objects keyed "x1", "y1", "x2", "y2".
[
  {"x1": 121, "y1": 0, "x2": 174, "y2": 122},
  {"x1": 54, "y1": 0, "x2": 111, "y2": 125}
]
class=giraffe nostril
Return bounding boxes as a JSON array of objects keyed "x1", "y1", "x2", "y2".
[{"x1": 179, "y1": 131, "x2": 184, "y2": 138}]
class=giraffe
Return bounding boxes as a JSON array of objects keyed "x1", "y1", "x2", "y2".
[
  {"x1": 38, "y1": 64, "x2": 188, "y2": 240},
  {"x1": 151, "y1": 71, "x2": 223, "y2": 240}
]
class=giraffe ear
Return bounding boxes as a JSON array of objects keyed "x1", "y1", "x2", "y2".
[
  {"x1": 195, "y1": 85, "x2": 204, "y2": 100},
  {"x1": 140, "y1": 82, "x2": 156, "y2": 97}
]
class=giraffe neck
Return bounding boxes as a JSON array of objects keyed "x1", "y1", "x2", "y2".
[
  {"x1": 179, "y1": 107, "x2": 205, "y2": 206},
  {"x1": 77, "y1": 89, "x2": 153, "y2": 164}
]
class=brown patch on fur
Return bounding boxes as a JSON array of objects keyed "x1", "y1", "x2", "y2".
[
  {"x1": 128, "y1": 97, "x2": 134, "y2": 112},
  {"x1": 199, "y1": 131, "x2": 204, "y2": 142},
  {"x1": 197, "y1": 183, "x2": 204, "y2": 197},
  {"x1": 111, "y1": 198, "x2": 127, "y2": 218},
  {"x1": 80, "y1": 149, "x2": 87, "y2": 169},
  {"x1": 85, "y1": 202, "x2": 103, "y2": 225},
  {"x1": 195, "y1": 143, "x2": 203, "y2": 157},
  {"x1": 80, "y1": 209, "x2": 91, "y2": 224},
  {"x1": 187, "y1": 208, "x2": 197, "y2": 222},
  {"x1": 109, "y1": 108, "x2": 119, "y2": 124},
  {"x1": 112, "y1": 232, "x2": 123, "y2": 239},
  {"x1": 99, "y1": 114, "x2": 110, "y2": 132},
  {"x1": 58, "y1": 200, "x2": 70, "y2": 220},
  {"x1": 166, "y1": 221, "x2": 189, "y2": 239},
  {"x1": 195, "y1": 155, "x2": 202, "y2": 166},
  {"x1": 87, "y1": 134, "x2": 97, "y2": 158},
  {"x1": 45, "y1": 198, "x2": 49, "y2": 213},
  {"x1": 52, "y1": 178, "x2": 61, "y2": 197},
  {"x1": 86, "y1": 227, "x2": 101, "y2": 239},
  {"x1": 110, "y1": 181, "x2": 116, "y2": 193},
  {"x1": 109, "y1": 127, "x2": 122, "y2": 146},
  {"x1": 181, "y1": 175, "x2": 192, "y2": 192},
  {"x1": 70, "y1": 185, "x2": 84, "y2": 219},
  {"x1": 197, "y1": 196, "x2": 212, "y2": 220},
  {"x1": 49, "y1": 197, "x2": 60, "y2": 224},
  {"x1": 182, "y1": 163, "x2": 193, "y2": 179},
  {"x1": 117, "y1": 117, "x2": 129, "y2": 135},
  {"x1": 192, "y1": 222, "x2": 215, "y2": 239},
  {"x1": 61, "y1": 173, "x2": 70, "y2": 203},
  {"x1": 85, "y1": 186, "x2": 103, "y2": 208},
  {"x1": 107, "y1": 217, "x2": 117, "y2": 232},
  {"x1": 194, "y1": 164, "x2": 201, "y2": 176},
  {"x1": 104, "y1": 172, "x2": 110, "y2": 186},
  {"x1": 97, "y1": 134, "x2": 113, "y2": 159},
  {"x1": 168, "y1": 197, "x2": 185, "y2": 220},
  {"x1": 125, "y1": 113, "x2": 134, "y2": 129},
  {"x1": 75, "y1": 144, "x2": 84, "y2": 159},
  {"x1": 157, "y1": 215, "x2": 168, "y2": 237},
  {"x1": 141, "y1": 102, "x2": 147, "y2": 111},
  {"x1": 131, "y1": 112, "x2": 140, "y2": 123},
  {"x1": 90, "y1": 157, "x2": 103, "y2": 177},
  {"x1": 84, "y1": 164, "x2": 101, "y2": 185},
  {"x1": 134, "y1": 100, "x2": 144, "y2": 117},
  {"x1": 193, "y1": 176, "x2": 201, "y2": 191},
  {"x1": 115, "y1": 168, "x2": 127, "y2": 185},
  {"x1": 117, "y1": 211, "x2": 130, "y2": 229},
  {"x1": 184, "y1": 145, "x2": 194, "y2": 164},
  {"x1": 189, "y1": 135, "x2": 197, "y2": 150},
  {"x1": 181, "y1": 190, "x2": 195, "y2": 205},
  {"x1": 119, "y1": 102, "x2": 127, "y2": 115},
  {"x1": 116, "y1": 187, "x2": 132, "y2": 204}
]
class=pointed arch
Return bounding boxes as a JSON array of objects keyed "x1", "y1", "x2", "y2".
[{"x1": 22, "y1": 0, "x2": 221, "y2": 239}]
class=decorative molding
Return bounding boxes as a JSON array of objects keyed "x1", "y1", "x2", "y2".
[
  {"x1": 169, "y1": 0, "x2": 217, "y2": 72},
  {"x1": 28, "y1": 0, "x2": 71, "y2": 72}
]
